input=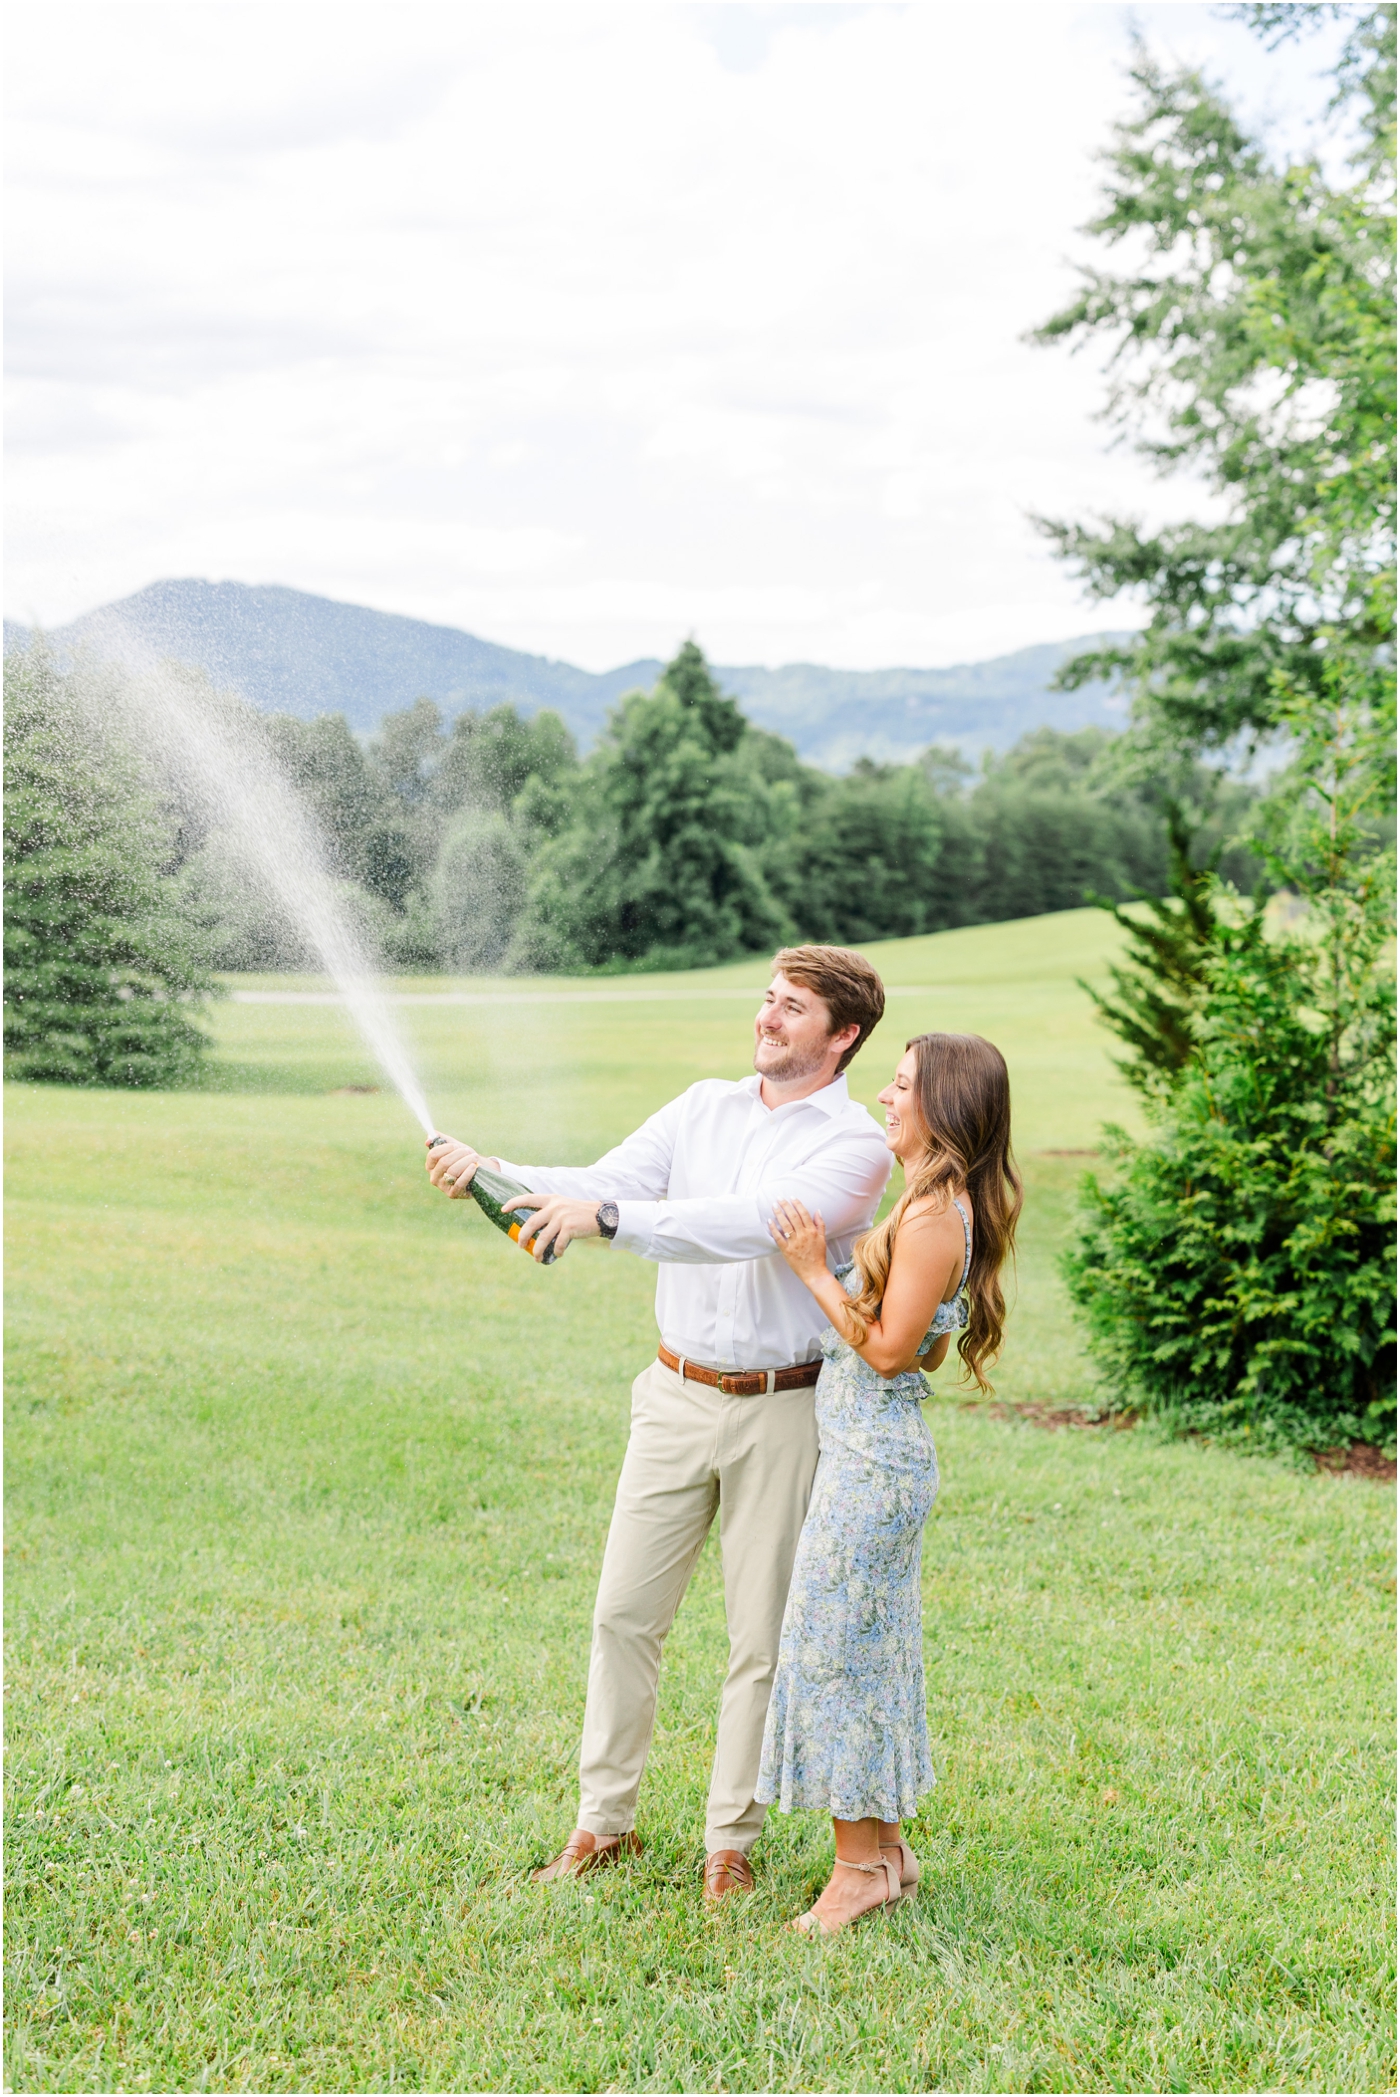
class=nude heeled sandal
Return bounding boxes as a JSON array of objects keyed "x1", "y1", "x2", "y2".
[
  {"x1": 789, "y1": 1853, "x2": 903, "y2": 1936},
  {"x1": 880, "y1": 1836, "x2": 920, "y2": 1897}
]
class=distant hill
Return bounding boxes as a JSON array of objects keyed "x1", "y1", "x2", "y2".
[{"x1": 4, "y1": 579, "x2": 1133, "y2": 768}]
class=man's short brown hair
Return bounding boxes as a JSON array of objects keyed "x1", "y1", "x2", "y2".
[{"x1": 771, "y1": 944, "x2": 886, "y2": 1073}]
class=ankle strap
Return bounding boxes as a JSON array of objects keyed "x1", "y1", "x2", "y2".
[{"x1": 834, "y1": 1856, "x2": 885, "y2": 1874}]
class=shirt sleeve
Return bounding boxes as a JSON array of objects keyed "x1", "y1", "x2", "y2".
[
  {"x1": 494, "y1": 1091, "x2": 682, "y2": 1202},
  {"x1": 611, "y1": 1124, "x2": 892, "y2": 1264}
]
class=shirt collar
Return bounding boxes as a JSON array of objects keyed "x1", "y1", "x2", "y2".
[{"x1": 739, "y1": 1072, "x2": 851, "y2": 1117}]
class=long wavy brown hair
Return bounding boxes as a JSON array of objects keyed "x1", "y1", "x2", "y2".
[{"x1": 845, "y1": 1032, "x2": 1022, "y2": 1390}]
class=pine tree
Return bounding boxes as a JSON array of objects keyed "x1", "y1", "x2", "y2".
[
  {"x1": 510, "y1": 642, "x2": 788, "y2": 971},
  {"x1": 661, "y1": 638, "x2": 747, "y2": 754},
  {"x1": 4, "y1": 649, "x2": 216, "y2": 1086},
  {"x1": 1082, "y1": 803, "x2": 1239, "y2": 1093}
]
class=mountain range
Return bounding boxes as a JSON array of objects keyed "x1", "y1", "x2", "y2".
[{"x1": 4, "y1": 579, "x2": 1133, "y2": 769}]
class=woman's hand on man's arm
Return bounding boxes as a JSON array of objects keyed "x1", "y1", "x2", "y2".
[
  {"x1": 767, "y1": 1197, "x2": 829, "y2": 1282},
  {"x1": 768, "y1": 1196, "x2": 966, "y2": 1378},
  {"x1": 767, "y1": 1199, "x2": 862, "y2": 1343}
]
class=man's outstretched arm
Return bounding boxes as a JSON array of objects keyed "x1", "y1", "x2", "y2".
[
  {"x1": 424, "y1": 1096, "x2": 682, "y2": 1238},
  {"x1": 608, "y1": 1138, "x2": 892, "y2": 1266},
  {"x1": 478, "y1": 1128, "x2": 892, "y2": 1265}
]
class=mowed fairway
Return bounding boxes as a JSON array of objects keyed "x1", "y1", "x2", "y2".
[{"x1": 5, "y1": 909, "x2": 1394, "y2": 2094}]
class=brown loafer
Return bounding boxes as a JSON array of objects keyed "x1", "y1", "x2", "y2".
[
  {"x1": 703, "y1": 1849, "x2": 755, "y2": 1901},
  {"x1": 532, "y1": 1828, "x2": 642, "y2": 1882}
]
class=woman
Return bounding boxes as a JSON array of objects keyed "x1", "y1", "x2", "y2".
[{"x1": 756, "y1": 1031, "x2": 1021, "y2": 1935}]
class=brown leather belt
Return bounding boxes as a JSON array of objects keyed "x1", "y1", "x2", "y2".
[{"x1": 657, "y1": 1343, "x2": 821, "y2": 1396}]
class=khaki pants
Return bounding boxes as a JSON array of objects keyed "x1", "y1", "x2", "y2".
[{"x1": 576, "y1": 1356, "x2": 820, "y2": 1856}]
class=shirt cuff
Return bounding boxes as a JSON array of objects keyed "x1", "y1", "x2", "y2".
[{"x1": 613, "y1": 1200, "x2": 663, "y2": 1255}]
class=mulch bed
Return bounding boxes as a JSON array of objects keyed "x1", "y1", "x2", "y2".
[
  {"x1": 963, "y1": 1399, "x2": 1132, "y2": 1433},
  {"x1": 1312, "y1": 1442, "x2": 1398, "y2": 1482},
  {"x1": 964, "y1": 1400, "x2": 1396, "y2": 1481}
]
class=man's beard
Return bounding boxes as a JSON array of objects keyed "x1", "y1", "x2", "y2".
[{"x1": 754, "y1": 1035, "x2": 831, "y2": 1083}]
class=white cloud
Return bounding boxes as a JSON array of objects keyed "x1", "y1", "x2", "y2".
[{"x1": 5, "y1": 0, "x2": 1349, "y2": 669}]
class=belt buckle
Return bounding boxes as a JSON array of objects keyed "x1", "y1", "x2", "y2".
[{"x1": 721, "y1": 1368, "x2": 777, "y2": 1396}]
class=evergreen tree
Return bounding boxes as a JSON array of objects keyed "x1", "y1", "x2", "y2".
[
  {"x1": 662, "y1": 637, "x2": 747, "y2": 753},
  {"x1": 769, "y1": 763, "x2": 945, "y2": 944},
  {"x1": 1065, "y1": 700, "x2": 1395, "y2": 1455},
  {"x1": 4, "y1": 650, "x2": 216, "y2": 1086},
  {"x1": 1081, "y1": 803, "x2": 1237, "y2": 1091},
  {"x1": 511, "y1": 644, "x2": 788, "y2": 971},
  {"x1": 261, "y1": 709, "x2": 407, "y2": 902},
  {"x1": 1032, "y1": 6, "x2": 1395, "y2": 757},
  {"x1": 1042, "y1": 10, "x2": 1396, "y2": 1451},
  {"x1": 431, "y1": 704, "x2": 576, "y2": 819},
  {"x1": 432, "y1": 807, "x2": 529, "y2": 972}
]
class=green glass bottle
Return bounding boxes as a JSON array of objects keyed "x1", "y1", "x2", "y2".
[
  {"x1": 429, "y1": 1141, "x2": 562, "y2": 1264},
  {"x1": 469, "y1": 1162, "x2": 563, "y2": 1264}
]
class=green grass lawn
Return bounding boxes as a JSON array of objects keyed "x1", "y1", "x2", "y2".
[{"x1": 5, "y1": 909, "x2": 1395, "y2": 2093}]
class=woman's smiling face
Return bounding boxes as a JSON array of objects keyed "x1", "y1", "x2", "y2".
[{"x1": 877, "y1": 1048, "x2": 925, "y2": 1161}]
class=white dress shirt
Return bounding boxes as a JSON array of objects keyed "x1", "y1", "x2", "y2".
[{"x1": 497, "y1": 1073, "x2": 892, "y2": 1371}]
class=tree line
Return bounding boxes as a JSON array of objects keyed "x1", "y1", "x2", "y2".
[
  {"x1": 178, "y1": 644, "x2": 1255, "y2": 974},
  {"x1": 6, "y1": 634, "x2": 1254, "y2": 996}
]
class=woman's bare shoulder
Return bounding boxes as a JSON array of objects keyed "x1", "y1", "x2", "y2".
[
  {"x1": 901, "y1": 1193, "x2": 969, "y2": 1232},
  {"x1": 895, "y1": 1196, "x2": 970, "y2": 1262}
]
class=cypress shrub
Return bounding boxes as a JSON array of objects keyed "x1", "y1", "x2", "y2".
[
  {"x1": 1066, "y1": 908, "x2": 1396, "y2": 1454},
  {"x1": 1065, "y1": 693, "x2": 1396, "y2": 1456}
]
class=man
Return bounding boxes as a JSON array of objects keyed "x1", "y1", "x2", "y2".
[{"x1": 425, "y1": 944, "x2": 890, "y2": 1901}]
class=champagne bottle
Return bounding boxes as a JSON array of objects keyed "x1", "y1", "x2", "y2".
[
  {"x1": 469, "y1": 1162, "x2": 563, "y2": 1264},
  {"x1": 429, "y1": 1140, "x2": 563, "y2": 1264}
]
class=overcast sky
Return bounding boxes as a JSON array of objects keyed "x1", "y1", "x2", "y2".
[{"x1": 6, "y1": 1, "x2": 1350, "y2": 670}]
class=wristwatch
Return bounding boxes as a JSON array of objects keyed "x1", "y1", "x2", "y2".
[{"x1": 596, "y1": 1201, "x2": 620, "y2": 1241}]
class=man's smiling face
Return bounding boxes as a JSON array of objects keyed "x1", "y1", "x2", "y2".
[{"x1": 753, "y1": 973, "x2": 840, "y2": 1085}]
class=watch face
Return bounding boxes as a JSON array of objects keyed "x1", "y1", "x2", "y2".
[{"x1": 597, "y1": 1201, "x2": 620, "y2": 1238}]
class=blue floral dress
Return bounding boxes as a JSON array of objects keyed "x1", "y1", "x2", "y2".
[{"x1": 755, "y1": 1200, "x2": 971, "y2": 1822}]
